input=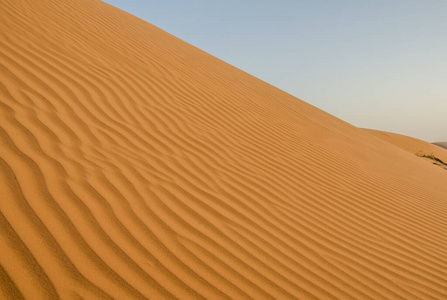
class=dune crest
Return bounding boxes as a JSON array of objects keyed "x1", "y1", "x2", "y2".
[
  {"x1": 434, "y1": 142, "x2": 447, "y2": 150},
  {"x1": 365, "y1": 129, "x2": 447, "y2": 168},
  {"x1": 1, "y1": 0, "x2": 447, "y2": 299}
]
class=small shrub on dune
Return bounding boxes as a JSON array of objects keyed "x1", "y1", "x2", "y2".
[{"x1": 416, "y1": 151, "x2": 447, "y2": 166}]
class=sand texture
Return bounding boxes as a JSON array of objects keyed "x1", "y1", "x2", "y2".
[
  {"x1": 365, "y1": 129, "x2": 447, "y2": 167},
  {"x1": 1, "y1": 0, "x2": 447, "y2": 299}
]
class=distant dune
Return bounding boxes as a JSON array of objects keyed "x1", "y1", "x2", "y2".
[
  {"x1": 1, "y1": 0, "x2": 447, "y2": 299},
  {"x1": 434, "y1": 142, "x2": 447, "y2": 150},
  {"x1": 364, "y1": 129, "x2": 447, "y2": 163}
]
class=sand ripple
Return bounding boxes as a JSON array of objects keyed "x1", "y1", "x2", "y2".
[{"x1": 1, "y1": 0, "x2": 447, "y2": 299}]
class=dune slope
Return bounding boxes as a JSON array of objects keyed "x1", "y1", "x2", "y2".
[
  {"x1": 365, "y1": 129, "x2": 447, "y2": 168},
  {"x1": 434, "y1": 142, "x2": 447, "y2": 150},
  {"x1": 1, "y1": 0, "x2": 446, "y2": 299}
]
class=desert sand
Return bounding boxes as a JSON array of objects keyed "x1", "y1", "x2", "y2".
[
  {"x1": 365, "y1": 129, "x2": 447, "y2": 165},
  {"x1": 1, "y1": 0, "x2": 447, "y2": 299},
  {"x1": 434, "y1": 142, "x2": 447, "y2": 150}
]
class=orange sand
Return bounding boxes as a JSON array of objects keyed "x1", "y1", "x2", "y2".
[
  {"x1": 365, "y1": 129, "x2": 447, "y2": 161},
  {"x1": 1, "y1": 0, "x2": 446, "y2": 299},
  {"x1": 365, "y1": 129, "x2": 447, "y2": 165}
]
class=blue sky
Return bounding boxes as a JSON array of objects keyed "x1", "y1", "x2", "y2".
[{"x1": 101, "y1": 0, "x2": 446, "y2": 142}]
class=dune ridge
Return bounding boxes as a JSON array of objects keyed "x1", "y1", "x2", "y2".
[
  {"x1": 364, "y1": 129, "x2": 447, "y2": 164},
  {"x1": 434, "y1": 142, "x2": 447, "y2": 151},
  {"x1": 1, "y1": 0, "x2": 447, "y2": 299}
]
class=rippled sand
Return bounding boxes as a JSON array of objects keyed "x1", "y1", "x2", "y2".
[{"x1": 1, "y1": 0, "x2": 447, "y2": 299}]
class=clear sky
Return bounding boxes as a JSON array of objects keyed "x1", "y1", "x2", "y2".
[{"x1": 101, "y1": 0, "x2": 446, "y2": 142}]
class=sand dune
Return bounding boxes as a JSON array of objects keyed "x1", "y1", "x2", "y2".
[
  {"x1": 365, "y1": 129, "x2": 447, "y2": 167},
  {"x1": 1, "y1": 0, "x2": 447, "y2": 299},
  {"x1": 434, "y1": 142, "x2": 447, "y2": 150}
]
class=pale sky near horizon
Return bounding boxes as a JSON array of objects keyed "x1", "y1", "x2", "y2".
[{"x1": 101, "y1": 0, "x2": 446, "y2": 142}]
